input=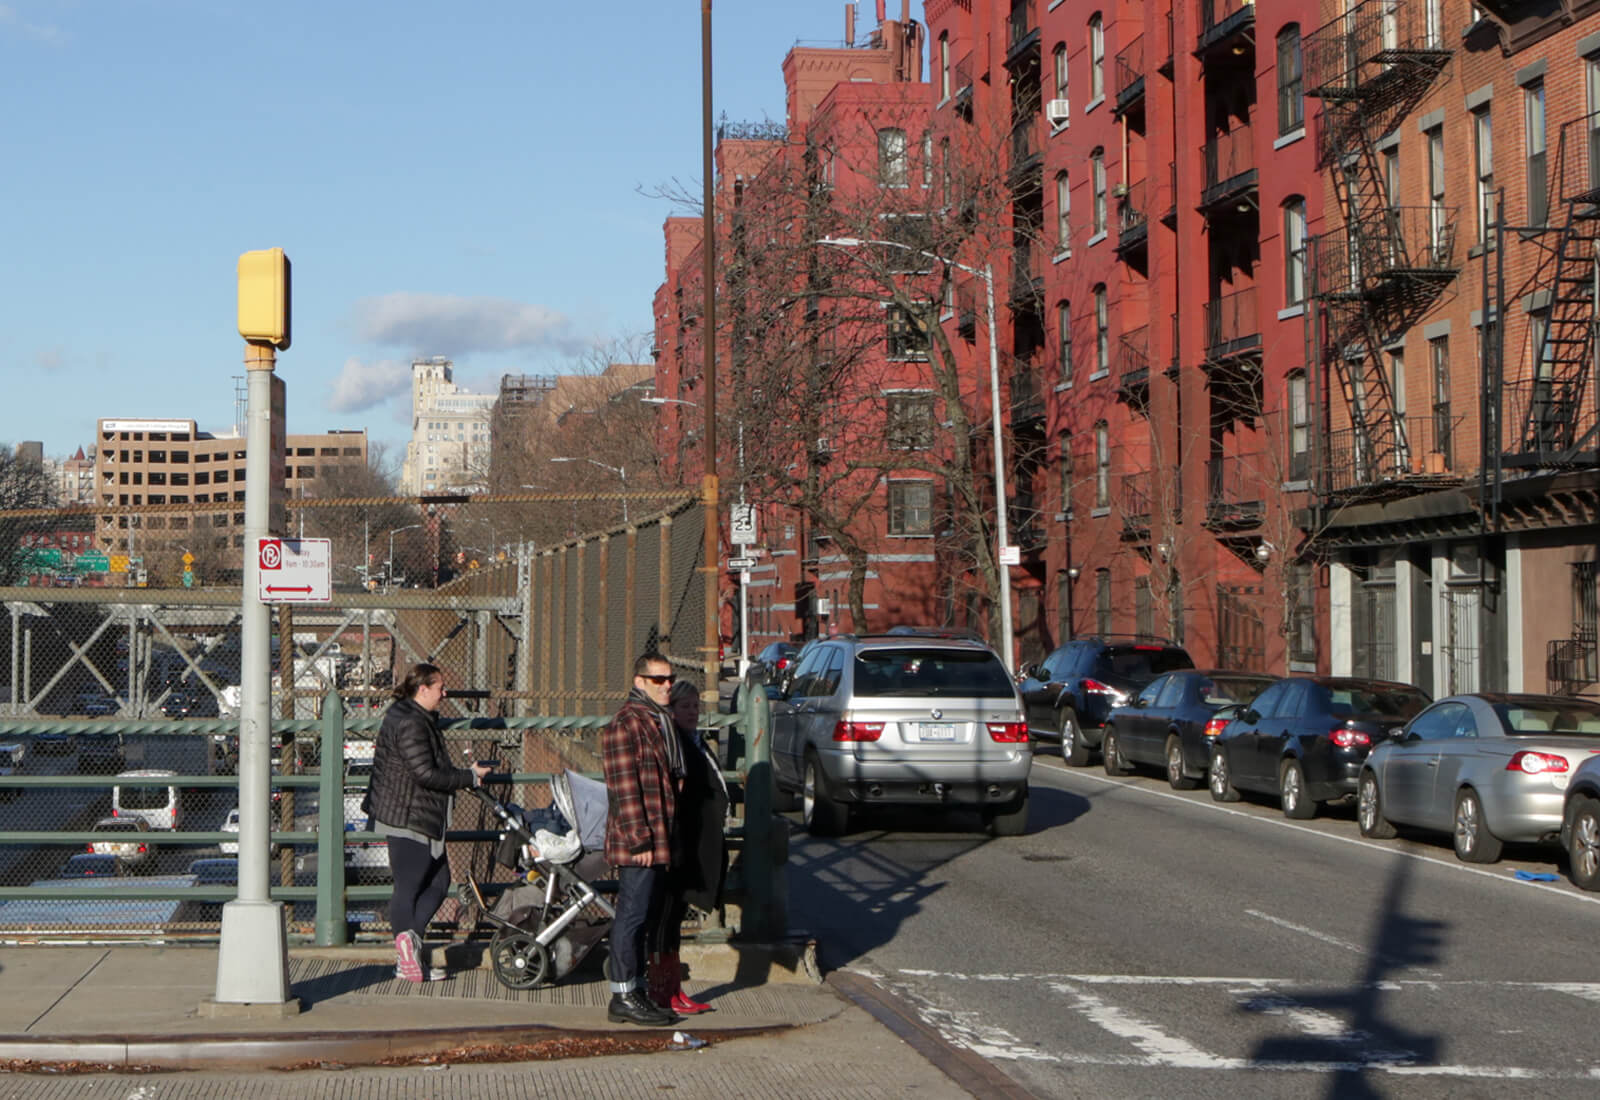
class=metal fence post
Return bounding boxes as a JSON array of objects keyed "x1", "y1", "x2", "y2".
[
  {"x1": 738, "y1": 678, "x2": 785, "y2": 941},
  {"x1": 315, "y1": 688, "x2": 347, "y2": 945}
]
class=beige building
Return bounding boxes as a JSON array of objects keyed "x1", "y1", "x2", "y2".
[{"x1": 400, "y1": 357, "x2": 496, "y2": 495}]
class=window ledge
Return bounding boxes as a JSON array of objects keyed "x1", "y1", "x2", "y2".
[
  {"x1": 1051, "y1": 120, "x2": 1069, "y2": 135},
  {"x1": 1053, "y1": 249, "x2": 1072, "y2": 264},
  {"x1": 1272, "y1": 128, "x2": 1306, "y2": 151},
  {"x1": 1280, "y1": 479, "x2": 1310, "y2": 492},
  {"x1": 1091, "y1": 506, "x2": 1112, "y2": 518},
  {"x1": 936, "y1": 95, "x2": 950, "y2": 110},
  {"x1": 1085, "y1": 96, "x2": 1105, "y2": 115},
  {"x1": 1054, "y1": 381, "x2": 1074, "y2": 393},
  {"x1": 1088, "y1": 369, "x2": 1110, "y2": 382},
  {"x1": 1278, "y1": 304, "x2": 1306, "y2": 320},
  {"x1": 940, "y1": 310, "x2": 954, "y2": 322},
  {"x1": 887, "y1": 533, "x2": 935, "y2": 539},
  {"x1": 1086, "y1": 230, "x2": 1107, "y2": 247},
  {"x1": 1047, "y1": 0, "x2": 1066, "y2": 10}
]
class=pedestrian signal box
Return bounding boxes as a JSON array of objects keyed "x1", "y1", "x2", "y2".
[{"x1": 237, "y1": 248, "x2": 291, "y2": 349}]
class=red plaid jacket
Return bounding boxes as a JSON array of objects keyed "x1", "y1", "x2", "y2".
[{"x1": 602, "y1": 696, "x2": 678, "y2": 867}]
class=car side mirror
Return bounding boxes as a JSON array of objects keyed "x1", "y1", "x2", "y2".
[
  {"x1": 1017, "y1": 662, "x2": 1036, "y2": 681},
  {"x1": 1388, "y1": 726, "x2": 1407, "y2": 742},
  {"x1": 1241, "y1": 708, "x2": 1260, "y2": 724}
]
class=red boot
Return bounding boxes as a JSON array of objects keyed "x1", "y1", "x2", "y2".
[{"x1": 662, "y1": 951, "x2": 712, "y2": 1014}]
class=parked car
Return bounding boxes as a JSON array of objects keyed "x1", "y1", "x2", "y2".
[
  {"x1": 1100, "y1": 670, "x2": 1276, "y2": 789},
  {"x1": 1210, "y1": 677, "x2": 1432, "y2": 819},
  {"x1": 1358, "y1": 693, "x2": 1600, "y2": 863},
  {"x1": 88, "y1": 817, "x2": 153, "y2": 867},
  {"x1": 219, "y1": 806, "x2": 280, "y2": 857},
  {"x1": 186, "y1": 857, "x2": 238, "y2": 920},
  {"x1": 1561, "y1": 748, "x2": 1600, "y2": 890},
  {"x1": 770, "y1": 634, "x2": 1031, "y2": 837},
  {"x1": 77, "y1": 731, "x2": 124, "y2": 774},
  {"x1": 1018, "y1": 637, "x2": 1195, "y2": 765},
  {"x1": 59, "y1": 853, "x2": 122, "y2": 878},
  {"x1": 751, "y1": 641, "x2": 800, "y2": 686}
]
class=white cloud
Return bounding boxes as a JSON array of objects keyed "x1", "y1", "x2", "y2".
[
  {"x1": 34, "y1": 347, "x2": 65, "y2": 371},
  {"x1": 351, "y1": 292, "x2": 582, "y2": 356},
  {"x1": 327, "y1": 357, "x2": 411, "y2": 414},
  {"x1": 0, "y1": 5, "x2": 65, "y2": 43}
]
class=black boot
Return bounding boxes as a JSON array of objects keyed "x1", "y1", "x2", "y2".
[{"x1": 608, "y1": 990, "x2": 676, "y2": 1026}]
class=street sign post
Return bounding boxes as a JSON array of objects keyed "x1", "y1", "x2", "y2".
[
  {"x1": 256, "y1": 537, "x2": 332, "y2": 603},
  {"x1": 730, "y1": 503, "x2": 756, "y2": 546}
]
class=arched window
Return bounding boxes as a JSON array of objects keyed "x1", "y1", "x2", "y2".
[
  {"x1": 1283, "y1": 197, "x2": 1307, "y2": 306},
  {"x1": 1093, "y1": 285, "x2": 1109, "y2": 374},
  {"x1": 940, "y1": 32, "x2": 951, "y2": 101},
  {"x1": 1090, "y1": 149, "x2": 1106, "y2": 234},
  {"x1": 1287, "y1": 370, "x2": 1309, "y2": 481},
  {"x1": 1089, "y1": 14, "x2": 1104, "y2": 101},
  {"x1": 1277, "y1": 25, "x2": 1303, "y2": 134},
  {"x1": 1094, "y1": 420, "x2": 1111, "y2": 508}
]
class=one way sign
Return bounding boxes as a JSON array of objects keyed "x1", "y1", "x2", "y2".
[{"x1": 257, "y1": 537, "x2": 332, "y2": 604}]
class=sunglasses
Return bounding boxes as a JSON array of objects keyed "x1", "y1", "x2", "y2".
[{"x1": 640, "y1": 673, "x2": 676, "y2": 685}]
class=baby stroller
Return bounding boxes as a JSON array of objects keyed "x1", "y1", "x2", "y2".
[{"x1": 465, "y1": 770, "x2": 616, "y2": 990}]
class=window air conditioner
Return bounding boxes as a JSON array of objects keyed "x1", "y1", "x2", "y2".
[{"x1": 1046, "y1": 99, "x2": 1071, "y2": 124}]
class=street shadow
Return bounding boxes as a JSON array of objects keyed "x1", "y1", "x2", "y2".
[
  {"x1": 290, "y1": 961, "x2": 402, "y2": 1006},
  {"x1": 1241, "y1": 852, "x2": 1446, "y2": 1098}
]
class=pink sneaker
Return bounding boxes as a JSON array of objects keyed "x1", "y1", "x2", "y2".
[{"x1": 395, "y1": 930, "x2": 423, "y2": 982}]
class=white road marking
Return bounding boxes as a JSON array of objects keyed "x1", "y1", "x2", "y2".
[
  {"x1": 1047, "y1": 977, "x2": 1236, "y2": 1069},
  {"x1": 1243, "y1": 908, "x2": 1444, "y2": 977},
  {"x1": 1043, "y1": 763, "x2": 1600, "y2": 908}
]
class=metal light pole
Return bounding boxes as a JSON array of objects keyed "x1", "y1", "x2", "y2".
[
  {"x1": 700, "y1": 0, "x2": 720, "y2": 697},
  {"x1": 549, "y1": 456, "x2": 628, "y2": 523},
  {"x1": 817, "y1": 237, "x2": 1015, "y2": 671},
  {"x1": 386, "y1": 524, "x2": 422, "y2": 591}
]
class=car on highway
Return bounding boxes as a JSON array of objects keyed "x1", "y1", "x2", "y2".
[
  {"x1": 1100, "y1": 670, "x2": 1276, "y2": 789},
  {"x1": 59, "y1": 853, "x2": 122, "y2": 878},
  {"x1": 1018, "y1": 637, "x2": 1196, "y2": 765},
  {"x1": 88, "y1": 817, "x2": 154, "y2": 867},
  {"x1": 770, "y1": 633, "x2": 1031, "y2": 837},
  {"x1": 1359, "y1": 693, "x2": 1600, "y2": 863},
  {"x1": 1562, "y1": 750, "x2": 1600, "y2": 891},
  {"x1": 77, "y1": 731, "x2": 124, "y2": 774},
  {"x1": 219, "y1": 806, "x2": 281, "y2": 857},
  {"x1": 1210, "y1": 677, "x2": 1432, "y2": 819},
  {"x1": 69, "y1": 690, "x2": 120, "y2": 717},
  {"x1": 160, "y1": 688, "x2": 220, "y2": 718},
  {"x1": 0, "y1": 742, "x2": 23, "y2": 801},
  {"x1": 186, "y1": 857, "x2": 238, "y2": 919}
]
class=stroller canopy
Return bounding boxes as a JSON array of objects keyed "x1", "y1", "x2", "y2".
[{"x1": 554, "y1": 770, "x2": 608, "y2": 854}]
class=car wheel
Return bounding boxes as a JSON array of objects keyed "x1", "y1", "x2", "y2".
[
  {"x1": 1280, "y1": 759, "x2": 1316, "y2": 820},
  {"x1": 1166, "y1": 735, "x2": 1198, "y2": 790},
  {"x1": 1102, "y1": 726, "x2": 1129, "y2": 777},
  {"x1": 1208, "y1": 747, "x2": 1240, "y2": 802},
  {"x1": 985, "y1": 786, "x2": 1029, "y2": 837},
  {"x1": 1357, "y1": 771, "x2": 1398, "y2": 839},
  {"x1": 1453, "y1": 788, "x2": 1503, "y2": 863},
  {"x1": 802, "y1": 754, "x2": 848, "y2": 837},
  {"x1": 1567, "y1": 797, "x2": 1600, "y2": 891},
  {"x1": 1060, "y1": 709, "x2": 1091, "y2": 767}
]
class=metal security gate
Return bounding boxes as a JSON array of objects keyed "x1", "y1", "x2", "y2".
[{"x1": 1443, "y1": 586, "x2": 1482, "y2": 694}]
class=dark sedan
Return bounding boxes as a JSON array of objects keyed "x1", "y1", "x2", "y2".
[
  {"x1": 750, "y1": 642, "x2": 800, "y2": 686},
  {"x1": 1209, "y1": 677, "x2": 1431, "y2": 819},
  {"x1": 1101, "y1": 670, "x2": 1276, "y2": 789}
]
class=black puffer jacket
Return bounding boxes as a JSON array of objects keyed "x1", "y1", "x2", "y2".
[{"x1": 364, "y1": 697, "x2": 475, "y2": 840}]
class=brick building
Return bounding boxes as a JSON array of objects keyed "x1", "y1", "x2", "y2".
[{"x1": 648, "y1": 1, "x2": 1599, "y2": 693}]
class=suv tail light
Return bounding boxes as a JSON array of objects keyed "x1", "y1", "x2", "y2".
[
  {"x1": 1507, "y1": 750, "x2": 1569, "y2": 775},
  {"x1": 986, "y1": 721, "x2": 1029, "y2": 743},
  {"x1": 1084, "y1": 678, "x2": 1117, "y2": 694},
  {"x1": 85, "y1": 843, "x2": 94, "y2": 853},
  {"x1": 776, "y1": 657, "x2": 790, "y2": 671},
  {"x1": 1203, "y1": 716, "x2": 1230, "y2": 738},
  {"x1": 832, "y1": 719, "x2": 885, "y2": 742},
  {"x1": 1330, "y1": 728, "x2": 1371, "y2": 749}
]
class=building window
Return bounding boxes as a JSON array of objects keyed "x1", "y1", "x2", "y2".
[
  {"x1": 940, "y1": 138, "x2": 952, "y2": 204},
  {"x1": 1389, "y1": 348, "x2": 1409, "y2": 473},
  {"x1": 1058, "y1": 437, "x2": 1074, "y2": 516},
  {"x1": 1473, "y1": 108, "x2": 1495, "y2": 246},
  {"x1": 1089, "y1": 14, "x2": 1104, "y2": 102},
  {"x1": 1053, "y1": 42, "x2": 1069, "y2": 103},
  {"x1": 1430, "y1": 335, "x2": 1452, "y2": 469},
  {"x1": 1283, "y1": 198, "x2": 1307, "y2": 306},
  {"x1": 1289, "y1": 564, "x2": 1317, "y2": 663},
  {"x1": 1094, "y1": 420, "x2": 1110, "y2": 508},
  {"x1": 1055, "y1": 170, "x2": 1071, "y2": 250},
  {"x1": 1090, "y1": 149, "x2": 1106, "y2": 234},
  {"x1": 886, "y1": 304, "x2": 928, "y2": 359},
  {"x1": 1525, "y1": 81, "x2": 1547, "y2": 226},
  {"x1": 1587, "y1": 57, "x2": 1600, "y2": 193},
  {"x1": 1425, "y1": 0, "x2": 1444, "y2": 47},
  {"x1": 1094, "y1": 285, "x2": 1109, "y2": 374},
  {"x1": 1096, "y1": 568, "x2": 1112, "y2": 636},
  {"x1": 1427, "y1": 125, "x2": 1447, "y2": 255},
  {"x1": 886, "y1": 392, "x2": 935, "y2": 450},
  {"x1": 1382, "y1": 147, "x2": 1400, "y2": 208},
  {"x1": 939, "y1": 32, "x2": 951, "y2": 100},
  {"x1": 922, "y1": 131, "x2": 933, "y2": 189},
  {"x1": 1276, "y1": 24, "x2": 1303, "y2": 135},
  {"x1": 1288, "y1": 371, "x2": 1309, "y2": 481},
  {"x1": 888, "y1": 480, "x2": 933, "y2": 535},
  {"x1": 1057, "y1": 300, "x2": 1073, "y2": 385},
  {"x1": 878, "y1": 127, "x2": 908, "y2": 188}
]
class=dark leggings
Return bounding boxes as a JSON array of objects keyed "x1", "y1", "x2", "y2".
[
  {"x1": 388, "y1": 835, "x2": 452, "y2": 942},
  {"x1": 651, "y1": 881, "x2": 688, "y2": 956}
]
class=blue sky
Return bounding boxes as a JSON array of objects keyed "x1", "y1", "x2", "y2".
[{"x1": 3, "y1": 1, "x2": 923, "y2": 462}]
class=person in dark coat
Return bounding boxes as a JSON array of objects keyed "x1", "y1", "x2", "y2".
[
  {"x1": 648, "y1": 677, "x2": 729, "y2": 1015},
  {"x1": 364, "y1": 663, "x2": 488, "y2": 982},
  {"x1": 601, "y1": 652, "x2": 682, "y2": 1026}
]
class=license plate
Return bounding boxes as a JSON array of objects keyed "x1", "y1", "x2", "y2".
[{"x1": 920, "y1": 723, "x2": 955, "y2": 741}]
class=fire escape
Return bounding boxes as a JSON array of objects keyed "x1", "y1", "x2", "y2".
[
  {"x1": 1497, "y1": 113, "x2": 1600, "y2": 472},
  {"x1": 1303, "y1": 0, "x2": 1457, "y2": 499}
]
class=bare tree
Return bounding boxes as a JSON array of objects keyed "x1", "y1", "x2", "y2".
[{"x1": 0, "y1": 445, "x2": 61, "y2": 586}]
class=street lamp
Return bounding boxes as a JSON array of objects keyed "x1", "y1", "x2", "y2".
[
  {"x1": 817, "y1": 236, "x2": 1015, "y2": 671},
  {"x1": 386, "y1": 524, "x2": 422, "y2": 591},
  {"x1": 549, "y1": 456, "x2": 628, "y2": 522}
]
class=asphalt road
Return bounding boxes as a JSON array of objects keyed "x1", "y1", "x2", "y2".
[{"x1": 787, "y1": 749, "x2": 1600, "y2": 1099}]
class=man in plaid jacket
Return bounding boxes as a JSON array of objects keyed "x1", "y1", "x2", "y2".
[{"x1": 601, "y1": 652, "x2": 683, "y2": 1026}]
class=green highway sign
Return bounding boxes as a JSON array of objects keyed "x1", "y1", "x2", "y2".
[{"x1": 74, "y1": 551, "x2": 110, "y2": 574}]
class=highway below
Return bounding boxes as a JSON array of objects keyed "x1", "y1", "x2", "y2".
[{"x1": 787, "y1": 749, "x2": 1600, "y2": 1099}]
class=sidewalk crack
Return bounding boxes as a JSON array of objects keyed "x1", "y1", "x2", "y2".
[{"x1": 27, "y1": 948, "x2": 111, "y2": 1033}]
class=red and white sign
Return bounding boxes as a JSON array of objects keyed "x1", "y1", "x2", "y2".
[{"x1": 257, "y1": 537, "x2": 331, "y2": 604}]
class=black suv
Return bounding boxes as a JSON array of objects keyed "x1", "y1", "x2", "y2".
[{"x1": 1018, "y1": 637, "x2": 1195, "y2": 765}]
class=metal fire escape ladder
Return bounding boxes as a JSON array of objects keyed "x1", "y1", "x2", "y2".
[
  {"x1": 1515, "y1": 113, "x2": 1600, "y2": 467},
  {"x1": 1303, "y1": 0, "x2": 1454, "y2": 495}
]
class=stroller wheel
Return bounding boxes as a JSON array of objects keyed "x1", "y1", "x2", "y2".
[{"x1": 490, "y1": 929, "x2": 552, "y2": 990}]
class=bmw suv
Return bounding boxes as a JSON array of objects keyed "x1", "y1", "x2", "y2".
[
  {"x1": 1019, "y1": 637, "x2": 1195, "y2": 765},
  {"x1": 770, "y1": 635, "x2": 1031, "y2": 837}
]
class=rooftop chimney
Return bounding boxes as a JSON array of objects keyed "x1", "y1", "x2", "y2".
[{"x1": 845, "y1": 2, "x2": 854, "y2": 46}]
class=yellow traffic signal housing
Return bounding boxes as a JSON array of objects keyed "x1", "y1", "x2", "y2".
[{"x1": 237, "y1": 248, "x2": 291, "y2": 349}]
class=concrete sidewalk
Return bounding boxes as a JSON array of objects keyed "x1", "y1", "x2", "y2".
[{"x1": 0, "y1": 943, "x2": 983, "y2": 1097}]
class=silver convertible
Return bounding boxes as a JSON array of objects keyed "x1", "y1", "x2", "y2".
[{"x1": 1357, "y1": 693, "x2": 1600, "y2": 863}]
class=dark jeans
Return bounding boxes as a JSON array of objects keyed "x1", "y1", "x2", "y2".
[
  {"x1": 388, "y1": 836, "x2": 451, "y2": 950},
  {"x1": 609, "y1": 865, "x2": 665, "y2": 992}
]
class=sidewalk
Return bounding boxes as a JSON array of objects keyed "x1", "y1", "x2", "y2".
[{"x1": 0, "y1": 942, "x2": 980, "y2": 1097}]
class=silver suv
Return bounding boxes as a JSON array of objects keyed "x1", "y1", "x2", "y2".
[{"x1": 771, "y1": 635, "x2": 1031, "y2": 837}]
